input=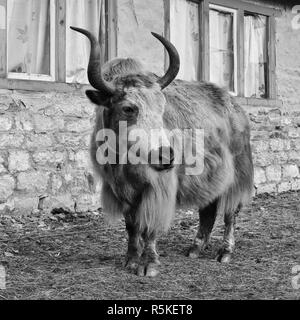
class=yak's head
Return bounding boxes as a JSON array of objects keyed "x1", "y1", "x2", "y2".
[{"x1": 71, "y1": 27, "x2": 180, "y2": 173}]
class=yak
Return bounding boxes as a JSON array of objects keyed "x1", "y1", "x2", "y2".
[{"x1": 71, "y1": 26, "x2": 254, "y2": 277}]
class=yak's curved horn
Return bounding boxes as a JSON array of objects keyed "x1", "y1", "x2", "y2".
[
  {"x1": 70, "y1": 26, "x2": 115, "y2": 95},
  {"x1": 151, "y1": 32, "x2": 180, "y2": 90}
]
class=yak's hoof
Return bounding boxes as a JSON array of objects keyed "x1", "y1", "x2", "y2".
[
  {"x1": 188, "y1": 243, "x2": 208, "y2": 259},
  {"x1": 137, "y1": 262, "x2": 160, "y2": 277},
  {"x1": 188, "y1": 247, "x2": 200, "y2": 259},
  {"x1": 125, "y1": 257, "x2": 140, "y2": 273},
  {"x1": 217, "y1": 249, "x2": 232, "y2": 263}
]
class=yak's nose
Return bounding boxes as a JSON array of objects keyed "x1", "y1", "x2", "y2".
[{"x1": 149, "y1": 146, "x2": 175, "y2": 171}]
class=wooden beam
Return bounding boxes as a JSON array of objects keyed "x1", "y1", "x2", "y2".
[
  {"x1": 164, "y1": 0, "x2": 171, "y2": 72},
  {"x1": 268, "y1": 15, "x2": 277, "y2": 99},
  {"x1": 199, "y1": 0, "x2": 209, "y2": 81},
  {"x1": 209, "y1": 0, "x2": 281, "y2": 16},
  {"x1": 237, "y1": 8, "x2": 244, "y2": 97},
  {"x1": 0, "y1": 0, "x2": 7, "y2": 78},
  {"x1": 0, "y1": 78, "x2": 92, "y2": 92},
  {"x1": 106, "y1": 0, "x2": 117, "y2": 61},
  {"x1": 56, "y1": 0, "x2": 66, "y2": 82}
]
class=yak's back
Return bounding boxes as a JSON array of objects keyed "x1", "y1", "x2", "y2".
[{"x1": 163, "y1": 80, "x2": 250, "y2": 156}]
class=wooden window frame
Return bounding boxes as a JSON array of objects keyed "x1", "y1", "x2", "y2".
[
  {"x1": 6, "y1": 0, "x2": 56, "y2": 82},
  {"x1": 166, "y1": 0, "x2": 280, "y2": 100},
  {"x1": 0, "y1": 0, "x2": 117, "y2": 92},
  {"x1": 209, "y1": 4, "x2": 238, "y2": 96}
]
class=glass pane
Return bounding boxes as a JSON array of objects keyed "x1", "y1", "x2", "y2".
[
  {"x1": 7, "y1": 0, "x2": 51, "y2": 75},
  {"x1": 209, "y1": 8, "x2": 235, "y2": 92},
  {"x1": 244, "y1": 14, "x2": 267, "y2": 98},
  {"x1": 66, "y1": 0, "x2": 105, "y2": 84},
  {"x1": 117, "y1": 0, "x2": 165, "y2": 77},
  {"x1": 170, "y1": 0, "x2": 200, "y2": 81}
]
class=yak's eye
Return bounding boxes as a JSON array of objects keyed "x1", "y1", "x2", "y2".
[{"x1": 122, "y1": 106, "x2": 138, "y2": 116}]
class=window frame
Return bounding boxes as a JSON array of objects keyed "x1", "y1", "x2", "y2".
[
  {"x1": 6, "y1": 0, "x2": 56, "y2": 82},
  {"x1": 166, "y1": 0, "x2": 280, "y2": 100},
  {"x1": 0, "y1": 0, "x2": 117, "y2": 92},
  {"x1": 209, "y1": 4, "x2": 238, "y2": 96}
]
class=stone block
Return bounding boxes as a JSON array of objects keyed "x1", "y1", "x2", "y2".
[
  {"x1": 256, "y1": 183, "x2": 277, "y2": 194},
  {"x1": 0, "y1": 175, "x2": 15, "y2": 202},
  {"x1": 17, "y1": 171, "x2": 49, "y2": 193},
  {"x1": 282, "y1": 164, "x2": 299, "y2": 179},
  {"x1": 8, "y1": 151, "x2": 31, "y2": 172},
  {"x1": 254, "y1": 167, "x2": 266, "y2": 185},
  {"x1": 266, "y1": 165, "x2": 282, "y2": 182},
  {"x1": 0, "y1": 116, "x2": 13, "y2": 131}
]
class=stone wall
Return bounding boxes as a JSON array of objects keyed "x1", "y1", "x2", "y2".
[
  {"x1": 244, "y1": 9, "x2": 300, "y2": 194},
  {"x1": 240, "y1": 99, "x2": 300, "y2": 194},
  {"x1": 0, "y1": 90, "x2": 100, "y2": 214},
  {"x1": 0, "y1": 4, "x2": 300, "y2": 215},
  {"x1": 1, "y1": 92, "x2": 299, "y2": 216}
]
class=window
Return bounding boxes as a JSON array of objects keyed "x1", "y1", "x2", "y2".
[
  {"x1": 66, "y1": 0, "x2": 106, "y2": 84},
  {"x1": 170, "y1": 0, "x2": 200, "y2": 81},
  {"x1": 0, "y1": 0, "x2": 114, "y2": 88},
  {"x1": 169, "y1": 0, "x2": 278, "y2": 99},
  {"x1": 244, "y1": 13, "x2": 268, "y2": 98},
  {"x1": 209, "y1": 4, "x2": 237, "y2": 94},
  {"x1": 7, "y1": 0, "x2": 55, "y2": 81},
  {"x1": 116, "y1": 0, "x2": 165, "y2": 76}
]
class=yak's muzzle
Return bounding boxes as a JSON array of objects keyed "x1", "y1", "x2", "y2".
[{"x1": 148, "y1": 146, "x2": 175, "y2": 171}]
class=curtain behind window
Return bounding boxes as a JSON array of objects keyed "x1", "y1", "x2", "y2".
[
  {"x1": 209, "y1": 9, "x2": 234, "y2": 92},
  {"x1": 170, "y1": 0, "x2": 200, "y2": 81},
  {"x1": 66, "y1": 0, "x2": 105, "y2": 84},
  {"x1": 7, "y1": 0, "x2": 51, "y2": 75},
  {"x1": 244, "y1": 14, "x2": 267, "y2": 98}
]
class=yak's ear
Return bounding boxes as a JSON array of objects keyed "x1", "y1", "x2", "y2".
[{"x1": 86, "y1": 90, "x2": 110, "y2": 106}]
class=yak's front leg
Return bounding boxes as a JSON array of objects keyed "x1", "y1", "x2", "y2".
[
  {"x1": 124, "y1": 214, "x2": 143, "y2": 273},
  {"x1": 137, "y1": 231, "x2": 160, "y2": 277}
]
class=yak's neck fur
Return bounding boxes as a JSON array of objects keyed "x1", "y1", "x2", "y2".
[{"x1": 90, "y1": 58, "x2": 253, "y2": 234}]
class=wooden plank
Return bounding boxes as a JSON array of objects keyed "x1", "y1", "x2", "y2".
[
  {"x1": 267, "y1": 15, "x2": 277, "y2": 99},
  {"x1": 100, "y1": 0, "x2": 106, "y2": 65},
  {"x1": 237, "y1": 8, "x2": 244, "y2": 97},
  {"x1": 56, "y1": 0, "x2": 66, "y2": 82},
  {"x1": 0, "y1": 0, "x2": 7, "y2": 78},
  {"x1": 0, "y1": 78, "x2": 92, "y2": 93},
  {"x1": 199, "y1": 0, "x2": 209, "y2": 81},
  {"x1": 106, "y1": 0, "x2": 117, "y2": 61}
]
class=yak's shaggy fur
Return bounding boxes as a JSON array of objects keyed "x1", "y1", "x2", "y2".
[{"x1": 89, "y1": 58, "x2": 253, "y2": 235}]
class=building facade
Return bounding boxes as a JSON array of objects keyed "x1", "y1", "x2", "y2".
[{"x1": 0, "y1": 0, "x2": 299, "y2": 214}]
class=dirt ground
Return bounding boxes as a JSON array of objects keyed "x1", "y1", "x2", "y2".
[{"x1": 0, "y1": 191, "x2": 299, "y2": 300}]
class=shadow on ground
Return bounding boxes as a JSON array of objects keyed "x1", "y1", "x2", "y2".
[{"x1": 0, "y1": 191, "x2": 299, "y2": 300}]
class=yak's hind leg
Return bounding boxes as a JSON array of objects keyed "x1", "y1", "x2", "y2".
[
  {"x1": 137, "y1": 231, "x2": 160, "y2": 277},
  {"x1": 217, "y1": 205, "x2": 241, "y2": 263},
  {"x1": 188, "y1": 199, "x2": 218, "y2": 259}
]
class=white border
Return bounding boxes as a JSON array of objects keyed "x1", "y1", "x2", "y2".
[
  {"x1": 209, "y1": 4, "x2": 238, "y2": 96},
  {"x1": 7, "y1": 0, "x2": 56, "y2": 82}
]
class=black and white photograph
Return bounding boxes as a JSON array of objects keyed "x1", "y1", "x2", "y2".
[{"x1": 0, "y1": 0, "x2": 299, "y2": 304}]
